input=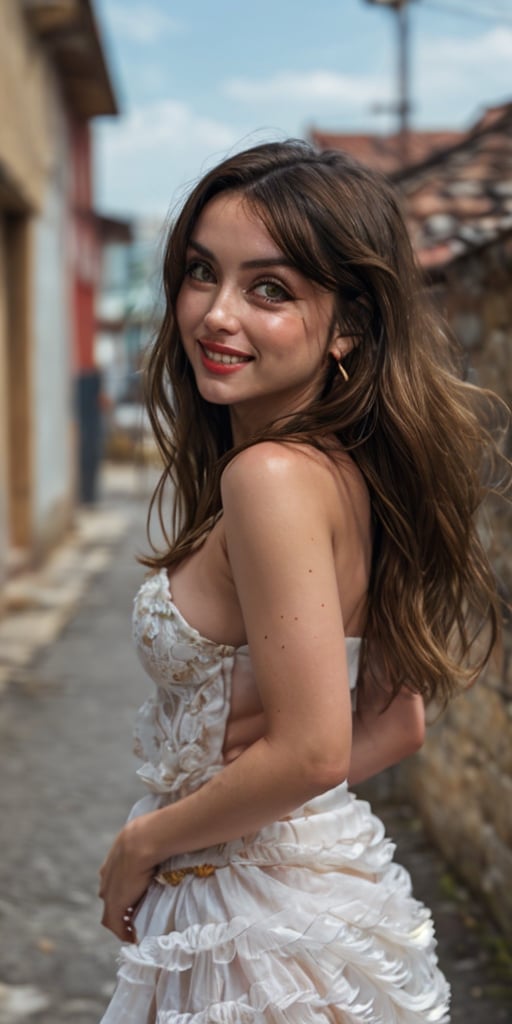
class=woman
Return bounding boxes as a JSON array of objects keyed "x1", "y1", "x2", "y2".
[{"x1": 98, "y1": 141, "x2": 508, "y2": 1023}]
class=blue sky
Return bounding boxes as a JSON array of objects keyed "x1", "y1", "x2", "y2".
[{"x1": 93, "y1": 0, "x2": 512, "y2": 220}]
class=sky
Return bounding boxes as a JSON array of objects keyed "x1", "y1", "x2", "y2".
[{"x1": 92, "y1": 0, "x2": 512, "y2": 222}]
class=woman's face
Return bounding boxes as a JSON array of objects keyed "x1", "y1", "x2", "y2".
[{"x1": 176, "y1": 192, "x2": 343, "y2": 442}]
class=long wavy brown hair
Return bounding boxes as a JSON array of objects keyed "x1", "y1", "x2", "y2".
[{"x1": 141, "y1": 140, "x2": 510, "y2": 707}]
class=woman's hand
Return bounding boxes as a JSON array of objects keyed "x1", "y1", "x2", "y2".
[
  {"x1": 98, "y1": 818, "x2": 156, "y2": 943},
  {"x1": 348, "y1": 687, "x2": 425, "y2": 787}
]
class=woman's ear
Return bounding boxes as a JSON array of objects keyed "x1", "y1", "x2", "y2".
[{"x1": 328, "y1": 335, "x2": 355, "y2": 363}]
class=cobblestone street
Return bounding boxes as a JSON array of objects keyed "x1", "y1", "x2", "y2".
[{"x1": 0, "y1": 465, "x2": 510, "y2": 1023}]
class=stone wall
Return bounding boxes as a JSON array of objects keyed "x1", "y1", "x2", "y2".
[{"x1": 405, "y1": 233, "x2": 512, "y2": 936}]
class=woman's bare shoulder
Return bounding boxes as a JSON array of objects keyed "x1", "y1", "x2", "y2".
[
  {"x1": 221, "y1": 440, "x2": 354, "y2": 497},
  {"x1": 221, "y1": 441, "x2": 368, "y2": 533}
]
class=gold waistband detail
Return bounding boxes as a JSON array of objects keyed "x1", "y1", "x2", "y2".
[
  {"x1": 156, "y1": 862, "x2": 377, "y2": 887},
  {"x1": 157, "y1": 863, "x2": 217, "y2": 886}
]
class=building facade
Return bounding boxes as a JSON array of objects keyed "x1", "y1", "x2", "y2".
[{"x1": 0, "y1": 0, "x2": 118, "y2": 602}]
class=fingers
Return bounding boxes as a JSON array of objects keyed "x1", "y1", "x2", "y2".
[
  {"x1": 123, "y1": 905, "x2": 134, "y2": 930},
  {"x1": 100, "y1": 905, "x2": 138, "y2": 943},
  {"x1": 122, "y1": 904, "x2": 137, "y2": 943}
]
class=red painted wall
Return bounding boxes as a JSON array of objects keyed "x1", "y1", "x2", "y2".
[{"x1": 69, "y1": 119, "x2": 100, "y2": 372}]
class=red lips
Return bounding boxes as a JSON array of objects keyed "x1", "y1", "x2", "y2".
[
  {"x1": 198, "y1": 339, "x2": 253, "y2": 375},
  {"x1": 199, "y1": 339, "x2": 252, "y2": 359}
]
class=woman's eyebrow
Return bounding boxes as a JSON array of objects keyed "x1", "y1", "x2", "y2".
[
  {"x1": 188, "y1": 239, "x2": 214, "y2": 258},
  {"x1": 188, "y1": 239, "x2": 293, "y2": 270},
  {"x1": 241, "y1": 257, "x2": 294, "y2": 270}
]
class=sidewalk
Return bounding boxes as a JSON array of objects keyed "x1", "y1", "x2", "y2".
[
  {"x1": 0, "y1": 463, "x2": 149, "y2": 694},
  {"x1": 0, "y1": 461, "x2": 155, "y2": 1023}
]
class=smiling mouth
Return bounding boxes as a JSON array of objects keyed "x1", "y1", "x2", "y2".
[{"x1": 200, "y1": 343, "x2": 253, "y2": 366}]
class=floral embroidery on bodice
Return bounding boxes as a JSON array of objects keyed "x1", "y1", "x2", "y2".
[
  {"x1": 132, "y1": 568, "x2": 361, "y2": 802},
  {"x1": 132, "y1": 569, "x2": 243, "y2": 800}
]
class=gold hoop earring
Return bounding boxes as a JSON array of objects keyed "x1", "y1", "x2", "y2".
[{"x1": 337, "y1": 360, "x2": 349, "y2": 383}]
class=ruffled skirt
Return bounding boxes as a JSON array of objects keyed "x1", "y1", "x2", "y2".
[{"x1": 99, "y1": 783, "x2": 450, "y2": 1023}]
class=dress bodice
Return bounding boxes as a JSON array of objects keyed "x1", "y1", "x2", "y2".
[{"x1": 132, "y1": 568, "x2": 361, "y2": 801}]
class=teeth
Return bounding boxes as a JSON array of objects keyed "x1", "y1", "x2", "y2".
[{"x1": 204, "y1": 347, "x2": 250, "y2": 365}]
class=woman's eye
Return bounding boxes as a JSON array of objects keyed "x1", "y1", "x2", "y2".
[
  {"x1": 187, "y1": 260, "x2": 214, "y2": 283},
  {"x1": 253, "y1": 280, "x2": 291, "y2": 303}
]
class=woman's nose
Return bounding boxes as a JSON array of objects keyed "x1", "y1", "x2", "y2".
[{"x1": 203, "y1": 288, "x2": 240, "y2": 334}]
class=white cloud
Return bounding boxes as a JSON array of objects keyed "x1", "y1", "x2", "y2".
[
  {"x1": 415, "y1": 26, "x2": 512, "y2": 121},
  {"x1": 223, "y1": 70, "x2": 391, "y2": 108},
  {"x1": 222, "y1": 27, "x2": 512, "y2": 127},
  {"x1": 95, "y1": 99, "x2": 239, "y2": 217},
  {"x1": 430, "y1": 25, "x2": 512, "y2": 65},
  {"x1": 106, "y1": 98, "x2": 237, "y2": 154},
  {"x1": 105, "y1": 1, "x2": 183, "y2": 43}
]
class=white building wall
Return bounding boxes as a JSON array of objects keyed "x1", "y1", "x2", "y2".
[{"x1": 32, "y1": 88, "x2": 74, "y2": 553}]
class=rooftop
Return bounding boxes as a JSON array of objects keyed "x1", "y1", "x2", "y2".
[
  {"x1": 311, "y1": 102, "x2": 512, "y2": 273},
  {"x1": 309, "y1": 128, "x2": 464, "y2": 176},
  {"x1": 22, "y1": 0, "x2": 118, "y2": 117},
  {"x1": 394, "y1": 103, "x2": 512, "y2": 271}
]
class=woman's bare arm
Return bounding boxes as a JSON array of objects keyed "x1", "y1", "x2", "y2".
[
  {"x1": 100, "y1": 444, "x2": 365, "y2": 936},
  {"x1": 348, "y1": 688, "x2": 425, "y2": 786},
  {"x1": 223, "y1": 686, "x2": 425, "y2": 782},
  {"x1": 139, "y1": 443, "x2": 356, "y2": 847}
]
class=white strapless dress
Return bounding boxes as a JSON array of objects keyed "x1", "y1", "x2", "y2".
[{"x1": 99, "y1": 569, "x2": 450, "y2": 1023}]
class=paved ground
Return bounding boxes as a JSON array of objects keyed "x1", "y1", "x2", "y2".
[{"x1": 0, "y1": 462, "x2": 511, "y2": 1023}]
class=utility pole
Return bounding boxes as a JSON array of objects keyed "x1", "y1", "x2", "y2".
[{"x1": 364, "y1": 0, "x2": 411, "y2": 168}]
